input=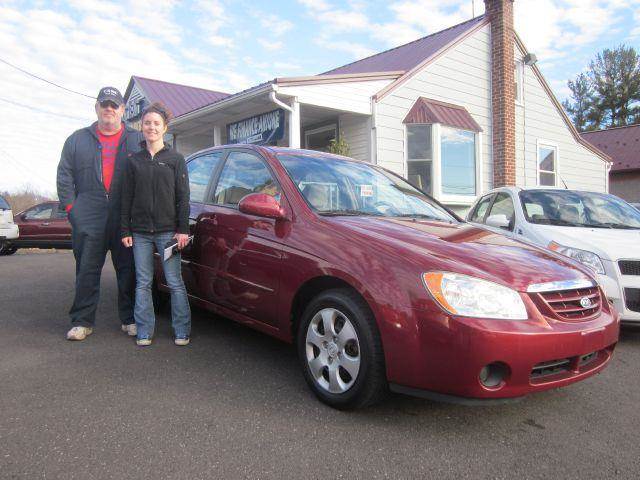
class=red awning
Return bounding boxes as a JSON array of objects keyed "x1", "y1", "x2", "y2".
[{"x1": 403, "y1": 97, "x2": 482, "y2": 132}]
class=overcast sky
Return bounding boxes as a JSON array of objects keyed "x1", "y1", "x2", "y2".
[{"x1": 1, "y1": 0, "x2": 639, "y2": 195}]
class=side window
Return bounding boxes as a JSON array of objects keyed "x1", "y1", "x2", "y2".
[
  {"x1": 469, "y1": 195, "x2": 493, "y2": 223},
  {"x1": 212, "y1": 151, "x2": 281, "y2": 206},
  {"x1": 54, "y1": 208, "x2": 68, "y2": 219},
  {"x1": 187, "y1": 152, "x2": 223, "y2": 203},
  {"x1": 24, "y1": 204, "x2": 54, "y2": 220},
  {"x1": 487, "y1": 193, "x2": 515, "y2": 230}
]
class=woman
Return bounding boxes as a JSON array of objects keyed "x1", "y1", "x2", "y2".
[{"x1": 121, "y1": 102, "x2": 191, "y2": 346}]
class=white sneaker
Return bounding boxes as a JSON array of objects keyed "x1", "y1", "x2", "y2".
[
  {"x1": 121, "y1": 324, "x2": 137, "y2": 336},
  {"x1": 136, "y1": 337, "x2": 152, "y2": 346},
  {"x1": 67, "y1": 326, "x2": 93, "y2": 341}
]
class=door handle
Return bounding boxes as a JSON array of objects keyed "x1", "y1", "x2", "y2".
[{"x1": 41, "y1": 222, "x2": 50, "y2": 226}]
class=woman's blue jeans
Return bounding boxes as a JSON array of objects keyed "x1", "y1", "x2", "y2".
[{"x1": 132, "y1": 232, "x2": 191, "y2": 339}]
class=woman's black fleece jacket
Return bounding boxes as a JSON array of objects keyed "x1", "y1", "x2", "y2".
[{"x1": 121, "y1": 143, "x2": 190, "y2": 237}]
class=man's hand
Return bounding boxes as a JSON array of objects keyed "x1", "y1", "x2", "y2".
[
  {"x1": 122, "y1": 236, "x2": 133, "y2": 248},
  {"x1": 175, "y1": 233, "x2": 189, "y2": 250}
]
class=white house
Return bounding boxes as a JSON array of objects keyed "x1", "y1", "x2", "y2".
[{"x1": 126, "y1": 0, "x2": 610, "y2": 214}]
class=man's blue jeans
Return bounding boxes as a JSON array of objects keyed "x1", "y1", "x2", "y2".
[{"x1": 132, "y1": 232, "x2": 191, "y2": 339}]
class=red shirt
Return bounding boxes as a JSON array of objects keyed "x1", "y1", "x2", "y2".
[{"x1": 97, "y1": 128, "x2": 124, "y2": 193}]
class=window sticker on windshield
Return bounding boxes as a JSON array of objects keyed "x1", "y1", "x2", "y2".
[{"x1": 359, "y1": 185, "x2": 374, "y2": 197}]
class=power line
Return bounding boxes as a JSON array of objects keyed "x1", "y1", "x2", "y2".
[
  {"x1": 0, "y1": 57, "x2": 95, "y2": 99},
  {"x1": 0, "y1": 147, "x2": 53, "y2": 188},
  {"x1": 0, "y1": 96, "x2": 93, "y2": 122}
]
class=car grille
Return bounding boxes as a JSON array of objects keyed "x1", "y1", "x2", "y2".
[
  {"x1": 534, "y1": 286, "x2": 601, "y2": 321},
  {"x1": 624, "y1": 288, "x2": 640, "y2": 313},
  {"x1": 618, "y1": 260, "x2": 640, "y2": 276},
  {"x1": 530, "y1": 351, "x2": 598, "y2": 379}
]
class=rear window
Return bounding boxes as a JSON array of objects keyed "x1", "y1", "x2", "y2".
[{"x1": 0, "y1": 196, "x2": 10, "y2": 210}]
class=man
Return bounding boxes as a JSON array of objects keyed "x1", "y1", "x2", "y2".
[{"x1": 57, "y1": 87, "x2": 142, "y2": 340}]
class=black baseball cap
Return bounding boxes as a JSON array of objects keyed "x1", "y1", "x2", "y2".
[{"x1": 97, "y1": 86, "x2": 124, "y2": 106}]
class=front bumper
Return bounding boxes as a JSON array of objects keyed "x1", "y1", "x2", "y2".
[
  {"x1": 598, "y1": 266, "x2": 640, "y2": 324},
  {"x1": 382, "y1": 295, "x2": 619, "y2": 400}
]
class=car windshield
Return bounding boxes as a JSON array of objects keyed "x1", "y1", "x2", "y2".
[
  {"x1": 519, "y1": 190, "x2": 640, "y2": 229},
  {"x1": 278, "y1": 154, "x2": 457, "y2": 223},
  {"x1": 0, "y1": 196, "x2": 9, "y2": 210}
]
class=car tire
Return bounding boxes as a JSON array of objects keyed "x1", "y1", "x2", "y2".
[
  {"x1": 152, "y1": 279, "x2": 169, "y2": 313},
  {"x1": 296, "y1": 288, "x2": 387, "y2": 410},
  {"x1": 0, "y1": 244, "x2": 17, "y2": 255}
]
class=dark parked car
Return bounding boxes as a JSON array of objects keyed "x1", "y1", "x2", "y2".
[
  {"x1": 153, "y1": 145, "x2": 619, "y2": 409},
  {"x1": 10, "y1": 201, "x2": 71, "y2": 251}
]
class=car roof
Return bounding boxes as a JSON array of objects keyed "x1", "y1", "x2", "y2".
[
  {"x1": 480, "y1": 186, "x2": 611, "y2": 196},
  {"x1": 186, "y1": 144, "x2": 365, "y2": 164}
]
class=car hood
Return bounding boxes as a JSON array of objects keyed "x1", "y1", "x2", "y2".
[
  {"x1": 526, "y1": 224, "x2": 640, "y2": 261},
  {"x1": 329, "y1": 217, "x2": 594, "y2": 292}
]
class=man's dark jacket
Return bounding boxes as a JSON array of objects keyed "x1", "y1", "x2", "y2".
[
  {"x1": 121, "y1": 143, "x2": 190, "y2": 237},
  {"x1": 57, "y1": 122, "x2": 142, "y2": 229}
]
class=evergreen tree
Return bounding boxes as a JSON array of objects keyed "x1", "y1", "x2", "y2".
[
  {"x1": 562, "y1": 73, "x2": 594, "y2": 131},
  {"x1": 564, "y1": 45, "x2": 640, "y2": 131}
]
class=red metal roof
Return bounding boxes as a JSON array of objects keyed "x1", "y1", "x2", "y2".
[
  {"x1": 581, "y1": 124, "x2": 640, "y2": 172},
  {"x1": 403, "y1": 97, "x2": 482, "y2": 132},
  {"x1": 131, "y1": 76, "x2": 230, "y2": 118},
  {"x1": 321, "y1": 16, "x2": 486, "y2": 76}
]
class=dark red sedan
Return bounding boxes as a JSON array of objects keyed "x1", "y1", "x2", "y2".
[
  {"x1": 10, "y1": 201, "x2": 72, "y2": 252},
  {"x1": 154, "y1": 145, "x2": 619, "y2": 409}
]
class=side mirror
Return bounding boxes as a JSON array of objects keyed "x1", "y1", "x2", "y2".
[
  {"x1": 486, "y1": 214, "x2": 511, "y2": 230},
  {"x1": 238, "y1": 193, "x2": 288, "y2": 220}
]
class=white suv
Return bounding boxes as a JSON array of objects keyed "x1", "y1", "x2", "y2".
[
  {"x1": 0, "y1": 195, "x2": 19, "y2": 255},
  {"x1": 466, "y1": 186, "x2": 640, "y2": 324}
]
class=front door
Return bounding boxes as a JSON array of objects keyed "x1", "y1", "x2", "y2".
[
  {"x1": 18, "y1": 203, "x2": 56, "y2": 242},
  {"x1": 182, "y1": 151, "x2": 225, "y2": 298},
  {"x1": 197, "y1": 150, "x2": 288, "y2": 326}
]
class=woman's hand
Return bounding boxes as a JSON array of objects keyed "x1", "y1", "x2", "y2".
[
  {"x1": 175, "y1": 233, "x2": 189, "y2": 250},
  {"x1": 122, "y1": 236, "x2": 133, "y2": 248}
]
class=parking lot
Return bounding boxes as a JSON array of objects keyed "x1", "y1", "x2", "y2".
[{"x1": 1, "y1": 251, "x2": 639, "y2": 480}]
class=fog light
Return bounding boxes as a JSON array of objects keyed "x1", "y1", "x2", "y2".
[{"x1": 479, "y1": 362, "x2": 509, "y2": 388}]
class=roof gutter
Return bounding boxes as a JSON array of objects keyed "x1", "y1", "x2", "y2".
[
  {"x1": 269, "y1": 89, "x2": 293, "y2": 113},
  {"x1": 171, "y1": 82, "x2": 276, "y2": 127}
]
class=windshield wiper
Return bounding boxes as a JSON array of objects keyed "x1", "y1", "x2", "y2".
[
  {"x1": 318, "y1": 209, "x2": 382, "y2": 217},
  {"x1": 534, "y1": 218, "x2": 582, "y2": 227},
  {"x1": 594, "y1": 222, "x2": 639, "y2": 229},
  {"x1": 396, "y1": 213, "x2": 452, "y2": 222}
]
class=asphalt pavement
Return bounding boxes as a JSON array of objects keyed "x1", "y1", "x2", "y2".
[{"x1": 1, "y1": 252, "x2": 639, "y2": 480}]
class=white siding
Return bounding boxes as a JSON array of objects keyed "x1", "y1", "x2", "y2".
[
  {"x1": 177, "y1": 133, "x2": 213, "y2": 157},
  {"x1": 124, "y1": 82, "x2": 146, "y2": 128},
  {"x1": 339, "y1": 113, "x2": 370, "y2": 162},
  {"x1": 515, "y1": 48, "x2": 608, "y2": 191},
  {"x1": 279, "y1": 80, "x2": 392, "y2": 115},
  {"x1": 374, "y1": 24, "x2": 493, "y2": 194}
]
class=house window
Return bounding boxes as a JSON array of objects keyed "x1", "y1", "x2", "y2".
[
  {"x1": 441, "y1": 126, "x2": 476, "y2": 195},
  {"x1": 538, "y1": 143, "x2": 557, "y2": 186},
  {"x1": 304, "y1": 124, "x2": 337, "y2": 152},
  {"x1": 406, "y1": 125, "x2": 433, "y2": 194},
  {"x1": 515, "y1": 61, "x2": 523, "y2": 104}
]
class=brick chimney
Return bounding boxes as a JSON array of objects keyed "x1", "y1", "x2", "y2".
[{"x1": 485, "y1": 0, "x2": 516, "y2": 187}]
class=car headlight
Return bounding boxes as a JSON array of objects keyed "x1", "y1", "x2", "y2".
[
  {"x1": 422, "y1": 272, "x2": 528, "y2": 320},
  {"x1": 548, "y1": 242, "x2": 605, "y2": 275}
]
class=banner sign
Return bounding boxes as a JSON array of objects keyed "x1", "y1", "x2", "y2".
[{"x1": 227, "y1": 109, "x2": 285, "y2": 145}]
